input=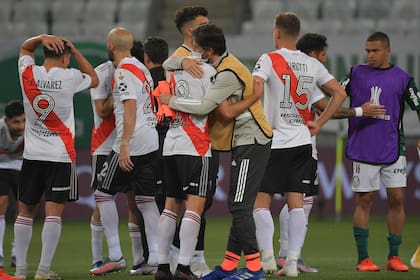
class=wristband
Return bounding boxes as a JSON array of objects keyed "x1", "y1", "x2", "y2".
[
  {"x1": 417, "y1": 146, "x2": 420, "y2": 160},
  {"x1": 354, "y1": 107, "x2": 363, "y2": 117}
]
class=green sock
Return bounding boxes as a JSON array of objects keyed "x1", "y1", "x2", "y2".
[
  {"x1": 387, "y1": 233, "x2": 402, "y2": 258},
  {"x1": 354, "y1": 226, "x2": 369, "y2": 262}
]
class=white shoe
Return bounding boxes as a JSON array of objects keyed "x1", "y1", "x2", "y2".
[
  {"x1": 297, "y1": 258, "x2": 318, "y2": 273},
  {"x1": 34, "y1": 270, "x2": 62, "y2": 280},
  {"x1": 261, "y1": 255, "x2": 277, "y2": 274},
  {"x1": 190, "y1": 261, "x2": 212, "y2": 277},
  {"x1": 129, "y1": 261, "x2": 158, "y2": 275},
  {"x1": 275, "y1": 258, "x2": 298, "y2": 277}
]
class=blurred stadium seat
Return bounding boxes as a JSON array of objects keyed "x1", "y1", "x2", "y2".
[
  {"x1": 117, "y1": 0, "x2": 152, "y2": 40},
  {"x1": 0, "y1": 0, "x2": 14, "y2": 37},
  {"x1": 356, "y1": 0, "x2": 393, "y2": 20},
  {"x1": 51, "y1": 0, "x2": 85, "y2": 37},
  {"x1": 389, "y1": 0, "x2": 420, "y2": 19},
  {"x1": 320, "y1": 0, "x2": 356, "y2": 20},
  {"x1": 241, "y1": 0, "x2": 283, "y2": 35},
  {"x1": 83, "y1": 0, "x2": 119, "y2": 39},
  {"x1": 284, "y1": 0, "x2": 321, "y2": 21},
  {"x1": 13, "y1": 0, "x2": 49, "y2": 38}
]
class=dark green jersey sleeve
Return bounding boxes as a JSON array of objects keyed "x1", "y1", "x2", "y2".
[{"x1": 404, "y1": 77, "x2": 420, "y2": 110}]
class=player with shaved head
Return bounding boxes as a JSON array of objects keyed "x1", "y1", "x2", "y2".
[{"x1": 91, "y1": 28, "x2": 160, "y2": 276}]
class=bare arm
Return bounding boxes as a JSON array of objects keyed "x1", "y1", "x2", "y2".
[
  {"x1": 119, "y1": 99, "x2": 136, "y2": 172},
  {"x1": 63, "y1": 39, "x2": 99, "y2": 88},
  {"x1": 163, "y1": 56, "x2": 204, "y2": 78},
  {"x1": 94, "y1": 96, "x2": 114, "y2": 119},
  {"x1": 311, "y1": 79, "x2": 347, "y2": 134},
  {"x1": 20, "y1": 34, "x2": 64, "y2": 58},
  {"x1": 314, "y1": 99, "x2": 386, "y2": 119}
]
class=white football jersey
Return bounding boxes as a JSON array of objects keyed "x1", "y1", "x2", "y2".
[
  {"x1": 112, "y1": 57, "x2": 158, "y2": 155},
  {"x1": 253, "y1": 48, "x2": 333, "y2": 149},
  {"x1": 163, "y1": 62, "x2": 216, "y2": 157},
  {"x1": 0, "y1": 118, "x2": 24, "y2": 170},
  {"x1": 90, "y1": 61, "x2": 116, "y2": 156},
  {"x1": 18, "y1": 55, "x2": 92, "y2": 163}
]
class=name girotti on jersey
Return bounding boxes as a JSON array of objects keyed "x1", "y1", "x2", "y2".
[{"x1": 286, "y1": 61, "x2": 308, "y2": 72}]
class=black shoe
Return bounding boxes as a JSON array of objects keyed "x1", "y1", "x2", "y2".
[
  {"x1": 155, "y1": 269, "x2": 174, "y2": 280},
  {"x1": 174, "y1": 268, "x2": 199, "y2": 280}
]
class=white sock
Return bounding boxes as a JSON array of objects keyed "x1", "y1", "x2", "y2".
[
  {"x1": 278, "y1": 203, "x2": 289, "y2": 258},
  {"x1": 11, "y1": 238, "x2": 16, "y2": 257},
  {"x1": 301, "y1": 196, "x2": 314, "y2": 253},
  {"x1": 39, "y1": 216, "x2": 62, "y2": 272},
  {"x1": 287, "y1": 208, "x2": 306, "y2": 260},
  {"x1": 14, "y1": 216, "x2": 32, "y2": 270},
  {"x1": 128, "y1": 222, "x2": 144, "y2": 266},
  {"x1": 191, "y1": 250, "x2": 205, "y2": 263},
  {"x1": 253, "y1": 208, "x2": 274, "y2": 256},
  {"x1": 0, "y1": 215, "x2": 5, "y2": 257},
  {"x1": 178, "y1": 210, "x2": 201, "y2": 266},
  {"x1": 158, "y1": 209, "x2": 177, "y2": 264},
  {"x1": 90, "y1": 218, "x2": 103, "y2": 264},
  {"x1": 136, "y1": 195, "x2": 160, "y2": 265},
  {"x1": 95, "y1": 191, "x2": 122, "y2": 261}
]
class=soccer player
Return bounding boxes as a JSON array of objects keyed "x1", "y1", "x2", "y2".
[
  {"x1": 252, "y1": 12, "x2": 346, "y2": 277},
  {"x1": 273, "y1": 33, "x2": 328, "y2": 274},
  {"x1": 89, "y1": 39, "x2": 157, "y2": 276},
  {"x1": 143, "y1": 36, "x2": 169, "y2": 213},
  {"x1": 155, "y1": 50, "x2": 216, "y2": 280},
  {"x1": 162, "y1": 6, "x2": 214, "y2": 277},
  {"x1": 0, "y1": 100, "x2": 24, "y2": 271},
  {"x1": 16, "y1": 34, "x2": 99, "y2": 280},
  {"x1": 273, "y1": 33, "x2": 386, "y2": 274},
  {"x1": 342, "y1": 31, "x2": 420, "y2": 272},
  {"x1": 90, "y1": 27, "x2": 160, "y2": 276},
  {"x1": 160, "y1": 23, "x2": 271, "y2": 280}
]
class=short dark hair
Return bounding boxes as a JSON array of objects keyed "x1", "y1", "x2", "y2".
[
  {"x1": 191, "y1": 23, "x2": 226, "y2": 56},
  {"x1": 275, "y1": 12, "x2": 300, "y2": 38},
  {"x1": 43, "y1": 41, "x2": 70, "y2": 59},
  {"x1": 131, "y1": 40, "x2": 144, "y2": 63},
  {"x1": 174, "y1": 6, "x2": 208, "y2": 33},
  {"x1": 5, "y1": 100, "x2": 24, "y2": 119},
  {"x1": 143, "y1": 36, "x2": 169, "y2": 65},
  {"x1": 367, "y1": 32, "x2": 390, "y2": 48},
  {"x1": 297, "y1": 33, "x2": 328, "y2": 55}
]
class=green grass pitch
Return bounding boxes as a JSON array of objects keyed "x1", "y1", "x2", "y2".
[{"x1": 2, "y1": 215, "x2": 420, "y2": 279}]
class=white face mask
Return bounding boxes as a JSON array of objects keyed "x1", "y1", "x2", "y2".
[{"x1": 191, "y1": 50, "x2": 208, "y2": 62}]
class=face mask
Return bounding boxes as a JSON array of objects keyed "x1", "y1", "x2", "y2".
[
  {"x1": 191, "y1": 50, "x2": 203, "y2": 60},
  {"x1": 191, "y1": 50, "x2": 208, "y2": 62}
]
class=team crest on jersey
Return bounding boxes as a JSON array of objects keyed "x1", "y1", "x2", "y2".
[
  {"x1": 118, "y1": 71, "x2": 125, "y2": 80},
  {"x1": 19, "y1": 62, "x2": 27, "y2": 71},
  {"x1": 176, "y1": 80, "x2": 190, "y2": 98}
]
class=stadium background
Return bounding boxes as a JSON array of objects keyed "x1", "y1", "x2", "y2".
[{"x1": 0, "y1": 0, "x2": 420, "y2": 219}]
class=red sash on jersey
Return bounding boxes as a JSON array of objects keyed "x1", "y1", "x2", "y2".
[
  {"x1": 120, "y1": 63, "x2": 148, "y2": 84},
  {"x1": 170, "y1": 72, "x2": 210, "y2": 156},
  {"x1": 91, "y1": 79, "x2": 116, "y2": 155},
  {"x1": 268, "y1": 52, "x2": 312, "y2": 124},
  {"x1": 22, "y1": 66, "x2": 76, "y2": 162},
  {"x1": 91, "y1": 114, "x2": 115, "y2": 155}
]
